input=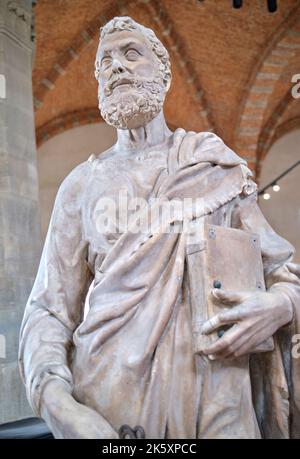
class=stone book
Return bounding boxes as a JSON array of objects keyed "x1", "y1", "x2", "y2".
[{"x1": 186, "y1": 223, "x2": 275, "y2": 355}]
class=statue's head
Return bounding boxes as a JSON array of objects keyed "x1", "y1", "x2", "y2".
[{"x1": 95, "y1": 16, "x2": 171, "y2": 129}]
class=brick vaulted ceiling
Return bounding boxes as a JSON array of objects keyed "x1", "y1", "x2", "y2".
[{"x1": 33, "y1": 0, "x2": 300, "y2": 177}]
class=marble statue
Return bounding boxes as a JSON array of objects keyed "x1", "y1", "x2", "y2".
[{"x1": 19, "y1": 17, "x2": 300, "y2": 439}]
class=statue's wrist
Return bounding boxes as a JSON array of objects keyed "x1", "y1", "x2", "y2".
[
  {"x1": 271, "y1": 287, "x2": 294, "y2": 327},
  {"x1": 40, "y1": 377, "x2": 73, "y2": 419}
]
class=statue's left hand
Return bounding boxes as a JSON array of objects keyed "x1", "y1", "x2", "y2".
[{"x1": 200, "y1": 288, "x2": 293, "y2": 360}]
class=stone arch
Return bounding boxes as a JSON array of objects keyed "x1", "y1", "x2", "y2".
[
  {"x1": 255, "y1": 90, "x2": 299, "y2": 179},
  {"x1": 34, "y1": 0, "x2": 213, "y2": 132},
  {"x1": 36, "y1": 108, "x2": 102, "y2": 147},
  {"x1": 233, "y1": 3, "x2": 300, "y2": 164},
  {"x1": 36, "y1": 107, "x2": 179, "y2": 148},
  {"x1": 272, "y1": 116, "x2": 300, "y2": 147}
]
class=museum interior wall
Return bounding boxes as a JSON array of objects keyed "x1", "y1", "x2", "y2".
[
  {"x1": 0, "y1": 0, "x2": 299, "y2": 425},
  {"x1": 260, "y1": 129, "x2": 300, "y2": 263}
]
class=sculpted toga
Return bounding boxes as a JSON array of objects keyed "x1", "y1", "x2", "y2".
[{"x1": 19, "y1": 17, "x2": 300, "y2": 439}]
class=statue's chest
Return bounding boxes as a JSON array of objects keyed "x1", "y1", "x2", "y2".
[{"x1": 84, "y1": 153, "x2": 167, "y2": 246}]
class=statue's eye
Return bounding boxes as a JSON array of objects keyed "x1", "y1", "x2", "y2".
[
  {"x1": 101, "y1": 57, "x2": 112, "y2": 69},
  {"x1": 125, "y1": 49, "x2": 140, "y2": 60}
]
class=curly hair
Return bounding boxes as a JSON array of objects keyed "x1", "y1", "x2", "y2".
[{"x1": 95, "y1": 16, "x2": 171, "y2": 87}]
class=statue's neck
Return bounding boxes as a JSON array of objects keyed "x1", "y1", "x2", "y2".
[{"x1": 115, "y1": 111, "x2": 173, "y2": 155}]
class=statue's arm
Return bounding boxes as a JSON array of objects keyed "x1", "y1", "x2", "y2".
[
  {"x1": 18, "y1": 161, "x2": 93, "y2": 417},
  {"x1": 18, "y1": 161, "x2": 118, "y2": 438}
]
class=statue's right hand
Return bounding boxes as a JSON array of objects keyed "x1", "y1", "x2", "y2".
[{"x1": 40, "y1": 379, "x2": 118, "y2": 439}]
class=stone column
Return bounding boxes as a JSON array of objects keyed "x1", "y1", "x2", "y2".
[{"x1": 0, "y1": 0, "x2": 41, "y2": 424}]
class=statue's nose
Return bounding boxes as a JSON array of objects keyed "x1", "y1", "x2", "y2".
[{"x1": 112, "y1": 58, "x2": 125, "y2": 74}]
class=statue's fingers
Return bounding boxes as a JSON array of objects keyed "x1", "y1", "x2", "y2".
[
  {"x1": 200, "y1": 308, "x2": 242, "y2": 335},
  {"x1": 202, "y1": 324, "x2": 243, "y2": 356},
  {"x1": 211, "y1": 288, "x2": 244, "y2": 306},
  {"x1": 206, "y1": 326, "x2": 245, "y2": 359},
  {"x1": 231, "y1": 329, "x2": 267, "y2": 358},
  {"x1": 200, "y1": 315, "x2": 222, "y2": 335}
]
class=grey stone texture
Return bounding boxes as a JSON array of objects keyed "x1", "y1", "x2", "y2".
[{"x1": 0, "y1": 0, "x2": 41, "y2": 424}]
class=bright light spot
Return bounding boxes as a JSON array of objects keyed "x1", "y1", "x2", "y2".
[
  {"x1": 273, "y1": 184, "x2": 280, "y2": 192},
  {"x1": 263, "y1": 192, "x2": 271, "y2": 200},
  {"x1": 0, "y1": 334, "x2": 6, "y2": 358},
  {"x1": 0, "y1": 75, "x2": 6, "y2": 99}
]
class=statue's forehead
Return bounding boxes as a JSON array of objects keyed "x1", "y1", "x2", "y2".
[{"x1": 97, "y1": 29, "x2": 151, "y2": 56}]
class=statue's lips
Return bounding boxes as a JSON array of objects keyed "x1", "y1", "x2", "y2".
[{"x1": 111, "y1": 79, "x2": 133, "y2": 90}]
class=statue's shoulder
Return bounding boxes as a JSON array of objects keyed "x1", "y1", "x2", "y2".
[
  {"x1": 55, "y1": 159, "x2": 94, "y2": 206},
  {"x1": 83, "y1": 146, "x2": 120, "y2": 169},
  {"x1": 189, "y1": 130, "x2": 246, "y2": 168},
  {"x1": 192, "y1": 130, "x2": 225, "y2": 143},
  {"x1": 194, "y1": 130, "x2": 238, "y2": 155},
  {"x1": 190, "y1": 130, "x2": 258, "y2": 197},
  {"x1": 56, "y1": 146, "x2": 118, "y2": 205}
]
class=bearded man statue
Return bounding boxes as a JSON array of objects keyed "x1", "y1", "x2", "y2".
[{"x1": 19, "y1": 17, "x2": 300, "y2": 439}]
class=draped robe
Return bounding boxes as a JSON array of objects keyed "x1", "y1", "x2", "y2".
[{"x1": 19, "y1": 129, "x2": 300, "y2": 438}]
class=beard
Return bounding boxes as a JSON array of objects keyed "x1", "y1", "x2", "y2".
[{"x1": 99, "y1": 74, "x2": 166, "y2": 129}]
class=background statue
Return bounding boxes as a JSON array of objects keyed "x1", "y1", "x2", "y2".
[{"x1": 19, "y1": 17, "x2": 300, "y2": 439}]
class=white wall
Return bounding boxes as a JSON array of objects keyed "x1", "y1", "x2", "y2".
[
  {"x1": 259, "y1": 129, "x2": 300, "y2": 263},
  {"x1": 37, "y1": 122, "x2": 116, "y2": 239}
]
